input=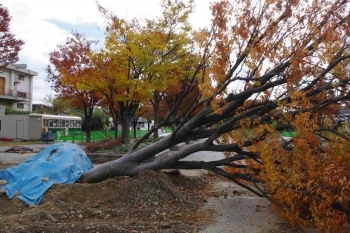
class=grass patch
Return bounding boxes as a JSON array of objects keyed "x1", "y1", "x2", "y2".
[
  {"x1": 108, "y1": 137, "x2": 162, "y2": 153},
  {"x1": 279, "y1": 131, "x2": 296, "y2": 137},
  {"x1": 85, "y1": 137, "x2": 163, "y2": 153}
]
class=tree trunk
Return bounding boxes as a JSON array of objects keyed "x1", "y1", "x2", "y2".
[
  {"x1": 112, "y1": 115, "x2": 118, "y2": 138},
  {"x1": 171, "y1": 110, "x2": 177, "y2": 132},
  {"x1": 119, "y1": 102, "x2": 138, "y2": 144},
  {"x1": 85, "y1": 120, "x2": 92, "y2": 142},
  {"x1": 108, "y1": 106, "x2": 119, "y2": 139},
  {"x1": 80, "y1": 136, "x2": 178, "y2": 183},
  {"x1": 132, "y1": 117, "x2": 138, "y2": 138},
  {"x1": 84, "y1": 106, "x2": 94, "y2": 143},
  {"x1": 121, "y1": 114, "x2": 131, "y2": 144},
  {"x1": 153, "y1": 103, "x2": 159, "y2": 138}
]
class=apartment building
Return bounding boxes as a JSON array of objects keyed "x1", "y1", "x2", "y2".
[{"x1": 0, "y1": 63, "x2": 38, "y2": 111}]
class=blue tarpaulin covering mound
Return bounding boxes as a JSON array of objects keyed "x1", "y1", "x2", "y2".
[{"x1": 0, "y1": 143, "x2": 93, "y2": 206}]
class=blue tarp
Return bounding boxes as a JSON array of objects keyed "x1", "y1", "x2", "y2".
[{"x1": 0, "y1": 143, "x2": 93, "y2": 206}]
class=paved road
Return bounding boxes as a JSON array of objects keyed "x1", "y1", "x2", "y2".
[
  {"x1": 0, "y1": 142, "x2": 86, "y2": 165},
  {"x1": 0, "y1": 135, "x2": 220, "y2": 166}
]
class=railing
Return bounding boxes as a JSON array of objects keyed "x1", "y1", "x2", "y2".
[
  {"x1": 0, "y1": 89, "x2": 31, "y2": 99},
  {"x1": 54, "y1": 129, "x2": 169, "y2": 142}
]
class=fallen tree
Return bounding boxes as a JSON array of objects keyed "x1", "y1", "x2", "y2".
[{"x1": 76, "y1": 0, "x2": 350, "y2": 231}]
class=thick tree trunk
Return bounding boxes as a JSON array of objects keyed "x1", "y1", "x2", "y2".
[
  {"x1": 80, "y1": 122, "x2": 207, "y2": 183},
  {"x1": 80, "y1": 135, "x2": 177, "y2": 183},
  {"x1": 121, "y1": 119, "x2": 131, "y2": 144},
  {"x1": 119, "y1": 102, "x2": 138, "y2": 144},
  {"x1": 84, "y1": 106, "x2": 94, "y2": 143},
  {"x1": 85, "y1": 120, "x2": 92, "y2": 142}
]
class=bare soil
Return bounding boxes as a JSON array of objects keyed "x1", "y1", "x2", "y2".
[
  {"x1": 0, "y1": 167, "x2": 303, "y2": 233},
  {"x1": 0, "y1": 169, "x2": 216, "y2": 233},
  {"x1": 0, "y1": 140, "x2": 302, "y2": 233}
]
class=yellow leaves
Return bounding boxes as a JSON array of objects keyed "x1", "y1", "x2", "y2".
[
  {"x1": 211, "y1": 100, "x2": 223, "y2": 115},
  {"x1": 229, "y1": 131, "x2": 244, "y2": 148},
  {"x1": 198, "y1": 82, "x2": 216, "y2": 99}
]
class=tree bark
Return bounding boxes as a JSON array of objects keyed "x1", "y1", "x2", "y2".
[
  {"x1": 153, "y1": 103, "x2": 159, "y2": 138},
  {"x1": 119, "y1": 102, "x2": 138, "y2": 144},
  {"x1": 83, "y1": 104, "x2": 94, "y2": 143}
]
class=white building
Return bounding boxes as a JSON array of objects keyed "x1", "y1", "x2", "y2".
[{"x1": 0, "y1": 63, "x2": 38, "y2": 111}]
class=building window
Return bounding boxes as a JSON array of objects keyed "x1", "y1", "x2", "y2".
[
  {"x1": 18, "y1": 75, "x2": 25, "y2": 81},
  {"x1": 70, "y1": 120, "x2": 80, "y2": 127},
  {"x1": 17, "y1": 103, "x2": 24, "y2": 109},
  {"x1": 17, "y1": 92, "x2": 27, "y2": 98}
]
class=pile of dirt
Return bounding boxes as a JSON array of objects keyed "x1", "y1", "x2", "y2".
[{"x1": 0, "y1": 170, "x2": 213, "y2": 233}]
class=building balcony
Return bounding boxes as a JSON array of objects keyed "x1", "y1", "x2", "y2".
[{"x1": 0, "y1": 88, "x2": 32, "y2": 101}]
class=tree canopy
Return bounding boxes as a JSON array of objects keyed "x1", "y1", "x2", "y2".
[
  {"x1": 46, "y1": 33, "x2": 102, "y2": 142},
  {"x1": 0, "y1": 4, "x2": 24, "y2": 66},
  {"x1": 49, "y1": 0, "x2": 350, "y2": 231}
]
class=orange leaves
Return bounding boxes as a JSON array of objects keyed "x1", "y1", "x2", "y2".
[
  {"x1": 47, "y1": 32, "x2": 100, "y2": 98},
  {"x1": 205, "y1": 0, "x2": 350, "y2": 231},
  {"x1": 257, "y1": 128, "x2": 350, "y2": 232},
  {"x1": 210, "y1": 0, "x2": 232, "y2": 31},
  {"x1": 324, "y1": 30, "x2": 340, "y2": 42},
  {"x1": 255, "y1": 42, "x2": 265, "y2": 54},
  {"x1": 48, "y1": 1, "x2": 350, "y2": 230}
]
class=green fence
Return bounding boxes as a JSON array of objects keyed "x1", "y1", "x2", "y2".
[
  {"x1": 50, "y1": 129, "x2": 167, "y2": 142},
  {"x1": 49, "y1": 128, "x2": 292, "y2": 142}
]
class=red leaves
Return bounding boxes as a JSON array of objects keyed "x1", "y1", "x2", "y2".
[{"x1": 0, "y1": 4, "x2": 24, "y2": 66}]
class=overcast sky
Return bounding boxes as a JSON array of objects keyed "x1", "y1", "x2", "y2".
[{"x1": 1, "y1": 0, "x2": 213, "y2": 104}]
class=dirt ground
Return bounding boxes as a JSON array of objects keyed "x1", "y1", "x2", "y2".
[
  {"x1": 0, "y1": 169, "x2": 214, "y2": 233},
  {"x1": 0, "y1": 141, "x2": 303, "y2": 233},
  {"x1": 0, "y1": 166, "x2": 303, "y2": 233}
]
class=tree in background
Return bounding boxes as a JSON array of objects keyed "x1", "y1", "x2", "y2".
[
  {"x1": 0, "y1": 4, "x2": 24, "y2": 66},
  {"x1": 144, "y1": 0, "x2": 197, "y2": 138},
  {"x1": 46, "y1": 33, "x2": 102, "y2": 142},
  {"x1": 161, "y1": 78, "x2": 202, "y2": 132},
  {"x1": 40, "y1": 95, "x2": 74, "y2": 115},
  {"x1": 78, "y1": 0, "x2": 350, "y2": 231},
  {"x1": 86, "y1": 47, "x2": 140, "y2": 144},
  {"x1": 137, "y1": 102, "x2": 154, "y2": 131},
  {"x1": 81, "y1": 108, "x2": 109, "y2": 131},
  {"x1": 81, "y1": 0, "x2": 195, "y2": 144}
]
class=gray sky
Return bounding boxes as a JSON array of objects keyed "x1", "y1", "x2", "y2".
[{"x1": 2, "y1": 0, "x2": 212, "y2": 104}]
